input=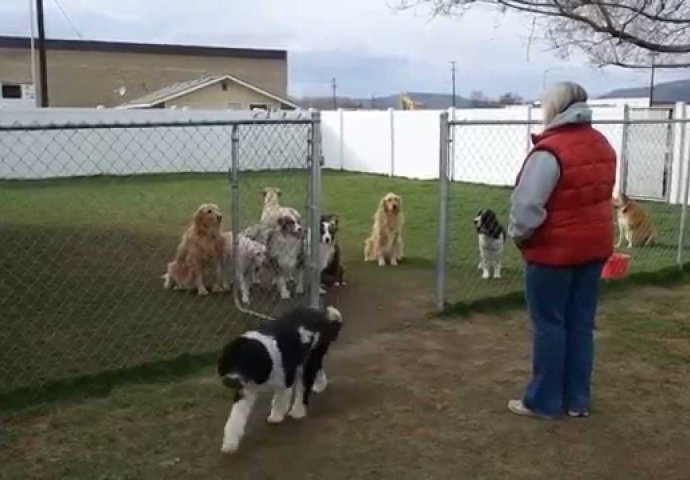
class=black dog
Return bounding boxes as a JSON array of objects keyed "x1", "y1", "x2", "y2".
[{"x1": 217, "y1": 305, "x2": 343, "y2": 454}]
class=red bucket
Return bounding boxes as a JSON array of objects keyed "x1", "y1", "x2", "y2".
[{"x1": 602, "y1": 253, "x2": 630, "y2": 279}]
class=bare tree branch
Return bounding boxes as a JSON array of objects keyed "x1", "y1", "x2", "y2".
[{"x1": 394, "y1": 0, "x2": 690, "y2": 68}]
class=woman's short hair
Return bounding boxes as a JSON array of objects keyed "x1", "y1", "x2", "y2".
[{"x1": 541, "y1": 82, "x2": 588, "y2": 125}]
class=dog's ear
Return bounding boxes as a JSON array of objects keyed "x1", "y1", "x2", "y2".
[
  {"x1": 378, "y1": 195, "x2": 388, "y2": 212},
  {"x1": 193, "y1": 205, "x2": 208, "y2": 232}
]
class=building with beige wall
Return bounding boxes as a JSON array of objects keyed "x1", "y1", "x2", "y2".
[
  {"x1": 0, "y1": 36, "x2": 290, "y2": 109},
  {"x1": 117, "y1": 74, "x2": 299, "y2": 110}
]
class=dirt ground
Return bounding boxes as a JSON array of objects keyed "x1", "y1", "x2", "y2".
[{"x1": 2, "y1": 269, "x2": 690, "y2": 480}]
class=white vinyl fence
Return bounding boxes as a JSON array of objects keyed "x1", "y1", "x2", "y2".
[
  {"x1": 0, "y1": 109, "x2": 311, "y2": 179},
  {"x1": 2, "y1": 104, "x2": 689, "y2": 205}
]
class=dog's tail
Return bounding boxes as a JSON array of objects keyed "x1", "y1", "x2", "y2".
[{"x1": 325, "y1": 305, "x2": 343, "y2": 324}]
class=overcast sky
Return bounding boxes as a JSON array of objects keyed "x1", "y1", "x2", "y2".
[{"x1": 1, "y1": 0, "x2": 688, "y2": 99}]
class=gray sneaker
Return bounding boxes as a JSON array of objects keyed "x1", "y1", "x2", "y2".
[{"x1": 507, "y1": 400, "x2": 556, "y2": 420}]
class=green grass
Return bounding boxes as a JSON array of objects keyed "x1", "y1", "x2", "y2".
[
  {"x1": 443, "y1": 182, "x2": 689, "y2": 307},
  {"x1": 1, "y1": 281, "x2": 689, "y2": 480},
  {"x1": 0, "y1": 170, "x2": 687, "y2": 403}
]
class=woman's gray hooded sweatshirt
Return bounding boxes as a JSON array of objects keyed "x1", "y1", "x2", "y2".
[{"x1": 508, "y1": 102, "x2": 593, "y2": 244}]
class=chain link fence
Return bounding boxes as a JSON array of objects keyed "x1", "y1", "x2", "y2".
[
  {"x1": 436, "y1": 114, "x2": 690, "y2": 310},
  {"x1": 0, "y1": 111, "x2": 321, "y2": 400}
]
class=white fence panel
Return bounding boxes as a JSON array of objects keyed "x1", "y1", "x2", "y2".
[
  {"x1": 0, "y1": 109, "x2": 312, "y2": 179},
  {"x1": 393, "y1": 110, "x2": 442, "y2": 179}
]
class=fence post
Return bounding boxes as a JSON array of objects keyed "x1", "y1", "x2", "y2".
[
  {"x1": 526, "y1": 104, "x2": 533, "y2": 155},
  {"x1": 435, "y1": 112, "x2": 450, "y2": 311},
  {"x1": 230, "y1": 124, "x2": 242, "y2": 307},
  {"x1": 677, "y1": 122, "x2": 690, "y2": 270},
  {"x1": 338, "y1": 108, "x2": 345, "y2": 171},
  {"x1": 308, "y1": 111, "x2": 323, "y2": 308},
  {"x1": 619, "y1": 104, "x2": 631, "y2": 196},
  {"x1": 389, "y1": 107, "x2": 395, "y2": 177},
  {"x1": 449, "y1": 107, "x2": 456, "y2": 181},
  {"x1": 673, "y1": 103, "x2": 687, "y2": 204}
]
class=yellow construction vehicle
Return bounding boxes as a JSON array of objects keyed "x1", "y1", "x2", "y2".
[{"x1": 400, "y1": 93, "x2": 422, "y2": 110}]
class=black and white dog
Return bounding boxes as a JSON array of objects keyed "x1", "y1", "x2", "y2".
[
  {"x1": 473, "y1": 209, "x2": 506, "y2": 280},
  {"x1": 217, "y1": 305, "x2": 343, "y2": 454},
  {"x1": 319, "y1": 214, "x2": 345, "y2": 289},
  {"x1": 243, "y1": 215, "x2": 304, "y2": 299}
]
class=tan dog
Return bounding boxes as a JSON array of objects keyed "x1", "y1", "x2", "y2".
[
  {"x1": 260, "y1": 187, "x2": 301, "y2": 225},
  {"x1": 364, "y1": 192, "x2": 404, "y2": 266},
  {"x1": 163, "y1": 203, "x2": 225, "y2": 295},
  {"x1": 613, "y1": 194, "x2": 658, "y2": 248}
]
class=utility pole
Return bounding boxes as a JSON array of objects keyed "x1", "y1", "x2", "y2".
[
  {"x1": 29, "y1": 0, "x2": 38, "y2": 106},
  {"x1": 331, "y1": 77, "x2": 337, "y2": 110},
  {"x1": 36, "y1": 0, "x2": 49, "y2": 107},
  {"x1": 649, "y1": 53, "x2": 657, "y2": 107},
  {"x1": 450, "y1": 61, "x2": 456, "y2": 108}
]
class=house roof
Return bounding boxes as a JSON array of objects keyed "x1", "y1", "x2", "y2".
[
  {"x1": 0, "y1": 36, "x2": 286, "y2": 60},
  {"x1": 116, "y1": 74, "x2": 300, "y2": 110}
]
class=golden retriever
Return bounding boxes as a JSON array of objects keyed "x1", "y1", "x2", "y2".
[
  {"x1": 364, "y1": 192, "x2": 404, "y2": 266},
  {"x1": 260, "y1": 187, "x2": 301, "y2": 225},
  {"x1": 613, "y1": 194, "x2": 658, "y2": 248},
  {"x1": 163, "y1": 203, "x2": 225, "y2": 295}
]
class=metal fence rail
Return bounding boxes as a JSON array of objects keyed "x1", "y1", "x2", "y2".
[
  {"x1": 0, "y1": 112, "x2": 322, "y2": 397},
  {"x1": 436, "y1": 117, "x2": 690, "y2": 309}
]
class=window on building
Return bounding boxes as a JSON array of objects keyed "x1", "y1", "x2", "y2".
[
  {"x1": 250, "y1": 103, "x2": 268, "y2": 111},
  {"x1": 1, "y1": 84, "x2": 22, "y2": 99}
]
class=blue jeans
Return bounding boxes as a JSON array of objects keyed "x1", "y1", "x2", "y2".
[{"x1": 523, "y1": 260, "x2": 605, "y2": 416}]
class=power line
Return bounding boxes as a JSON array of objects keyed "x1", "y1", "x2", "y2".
[{"x1": 53, "y1": 0, "x2": 83, "y2": 38}]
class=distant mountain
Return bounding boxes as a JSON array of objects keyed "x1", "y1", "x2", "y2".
[
  {"x1": 600, "y1": 78, "x2": 690, "y2": 104},
  {"x1": 293, "y1": 92, "x2": 496, "y2": 110}
]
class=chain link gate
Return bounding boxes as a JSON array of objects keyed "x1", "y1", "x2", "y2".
[
  {"x1": 0, "y1": 110, "x2": 322, "y2": 403},
  {"x1": 228, "y1": 114, "x2": 322, "y2": 320},
  {"x1": 435, "y1": 115, "x2": 690, "y2": 311}
]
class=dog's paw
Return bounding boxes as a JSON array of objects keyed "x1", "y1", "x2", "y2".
[
  {"x1": 222, "y1": 281, "x2": 230, "y2": 291},
  {"x1": 266, "y1": 412, "x2": 286, "y2": 424},
  {"x1": 220, "y1": 438, "x2": 240, "y2": 454},
  {"x1": 197, "y1": 287, "x2": 209, "y2": 296},
  {"x1": 377, "y1": 258, "x2": 386, "y2": 267},
  {"x1": 241, "y1": 295, "x2": 250, "y2": 305},
  {"x1": 390, "y1": 258, "x2": 399, "y2": 266},
  {"x1": 312, "y1": 380, "x2": 328, "y2": 394},
  {"x1": 288, "y1": 404, "x2": 307, "y2": 420},
  {"x1": 481, "y1": 271, "x2": 490, "y2": 280},
  {"x1": 211, "y1": 284, "x2": 224, "y2": 294},
  {"x1": 279, "y1": 291, "x2": 291, "y2": 300}
]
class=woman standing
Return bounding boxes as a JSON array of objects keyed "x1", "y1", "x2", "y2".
[{"x1": 508, "y1": 82, "x2": 616, "y2": 419}]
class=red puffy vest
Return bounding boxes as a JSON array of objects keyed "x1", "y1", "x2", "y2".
[{"x1": 516, "y1": 123, "x2": 616, "y2": 267}]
